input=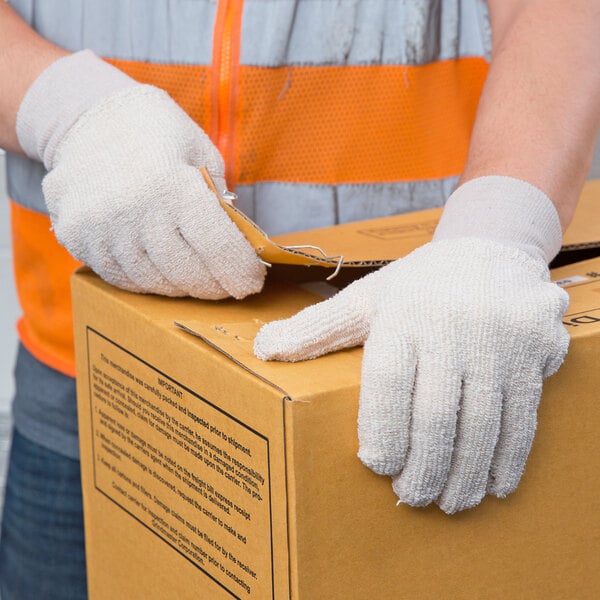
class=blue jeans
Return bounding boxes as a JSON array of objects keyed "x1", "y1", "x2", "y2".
[{"x1": 0, "y1": 429, "x2": 87, "y2": 599}]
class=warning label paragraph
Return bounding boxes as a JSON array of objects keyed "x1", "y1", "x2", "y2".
[{"x1": 87, "y1": 330, "x2": 272, "y2": 598}]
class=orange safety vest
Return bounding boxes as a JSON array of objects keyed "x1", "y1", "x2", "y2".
[{"x1": 8, "y1": 0, "x2": 490, "y2": 378}]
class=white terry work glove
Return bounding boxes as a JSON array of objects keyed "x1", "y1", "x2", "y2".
[
  {"x1": 17, "y1": 50, "x2": 265, "y2": 299},
  {"x1": 255, "y1": 177, "x2": 569, "y2": 514}
]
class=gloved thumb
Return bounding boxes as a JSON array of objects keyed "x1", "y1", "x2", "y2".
[{"x1": 254, "y1": 269, "x2": 383, "y2": 362}]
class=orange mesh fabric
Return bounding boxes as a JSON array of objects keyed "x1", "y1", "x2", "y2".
[
  {"x1": 11, "y1": 201, "x2": 82, "y2": 377},
  {"x1": 234, "y1": 58, "x2": 489, "y2": 185},
  {"x1": 106, "y1": 59, "x2": 213, "y2": 135},
  {"x1": 102, "y1": 57, "x2": 488, "y2": 187},
  {"x1": 11, "y1": 55, "x2": 487, "y2": 376}
]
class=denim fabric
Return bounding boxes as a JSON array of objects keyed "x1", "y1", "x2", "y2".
[
  {"x1": 13, "y1": 344, "x2": 79, "y2": 460},
  {"x1": 0, "y1": 429, "x2": 87, "y2": 600}
]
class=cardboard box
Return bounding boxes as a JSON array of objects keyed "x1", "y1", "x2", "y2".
[
  {"x1": 73, "y1": 184, "x2": 600, "y2": 600},
  {"x1": 211, "y1": 169, "x2": 600, "y2": 273},
  {"x1": 269, "y1": 178, "x2": 600, "y2": 270}
]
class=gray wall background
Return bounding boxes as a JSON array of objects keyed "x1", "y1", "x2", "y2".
[{"x1": 0, "y1": 150, "x2": 19, "y2": 517}]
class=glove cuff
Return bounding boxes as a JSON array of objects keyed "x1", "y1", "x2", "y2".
[
  {"x1": 16, "y1": 49, "x2": 137, "y2": 169},
  {"x1": 433, "y1": 176, "x2": 563, "y2": 263}
]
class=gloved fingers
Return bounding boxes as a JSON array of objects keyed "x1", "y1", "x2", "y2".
[
  {"x1": 486, "y1": 373, "x2": 543, "y2": 499},
  {"x1": 108, "y1": 234, "x2": 189, "y2": 296},
  {"x1": 202, "y1": 160, "x2": 227, "y2": 201},
  {"x1": 543, "y1": 323, "x2": 570, "y2": 378},
  {"x1": 173, "y1": 167, "x2": 265, "y2": 300},
  {"x1": 89, "y1": 254, "x2": 147, "y2": 293},
  {"x1": 141, "y1": 218, "x2": 230, "y2": 299},
  {"x1": 254, "y1": 269, "x2": 384, "y2": 362},
  {"x1": 436, "y1": 376, "x2": 503, "y2": 514},
  {"x1": 188, "y1": 125, "x2": 226, "y2": 192},
  {"x1": 392, "y1": 356, "x2": 462, "y2": 507},
  {"x1": 45, "y1": 180, "x2": 181, "y2": 295},
  {"x1": 357, "y1": 322, "x2": 416, "y2": 476}
]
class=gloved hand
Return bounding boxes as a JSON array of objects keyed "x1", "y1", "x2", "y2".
[
  {"x1": 16, "y1": 50, "x2": 265, "y2": 299},
  {"x1": 255, "y1": 177, "x2": 570, "y2": 514}
]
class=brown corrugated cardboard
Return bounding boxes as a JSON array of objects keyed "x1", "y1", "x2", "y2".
[
  {"x1": 73, "y1": 180, "x2": 600, "y2": 598},
  {"x1": 73, "y1": 251, "x2": 600, "y2": 600},
  {"x1": 208, "y1": 169, "x2": 600, "y2": 273},
  {"x1": 269, "y1": 178, "x2": 600, "y2": 272}
]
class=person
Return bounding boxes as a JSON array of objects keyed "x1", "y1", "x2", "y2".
[{"x1": 0, "y1": 0, "x2": 599, "y2": 597}]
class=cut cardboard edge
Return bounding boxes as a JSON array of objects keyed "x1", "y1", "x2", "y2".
[
  {"x1": 174, "y1": 320, "x2": 292, "y2": 400},
  {"x1": 202, "y1": 169, "x2": 600, "y2": 274},
  {"x1": 172, "y1": 311, "x2": 364, "y2": 401},
  {"x1": 201, "y1": 168, "x2": 345, "y2": 271}
]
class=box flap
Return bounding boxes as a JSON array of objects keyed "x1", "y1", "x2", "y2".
[
  {"x1": 271, "y1": 179, "x2": 600, "y2": 264},
  {"x1": 174, "y1": 314, "x2": 363, "y2": 401},
  {"x1": 207, "y1": 166, "x2": 600, "y2": 277},
  {"x1": 203, "y1": 167, "x2": 346, "y2": 272},
  {"x1": 271, "y1": 207, "x2": 441, "y2": 264}
]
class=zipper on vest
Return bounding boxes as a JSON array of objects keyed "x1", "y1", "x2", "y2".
[{"x1": 211, "y1": 0, "x2": 244, "y2": 189}]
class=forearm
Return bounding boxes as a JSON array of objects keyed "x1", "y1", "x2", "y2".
[
  {"x1": 0, "y1": 2, "x2": 67, "y2": 153},
  {"x1": 462, "y1": 0, "x2": 600, "y2": 231}
]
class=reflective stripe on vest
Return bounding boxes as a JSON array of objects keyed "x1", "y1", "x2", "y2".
[
  {"x1": 7, "y1": 0, "x2": 490, "y2": 374},
  {"x1": 7, "y1": 0, "x2": 490, "y2": 220},
  {"x1": 234, "y1": 176, "x2": 460, "y2": 236}
]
